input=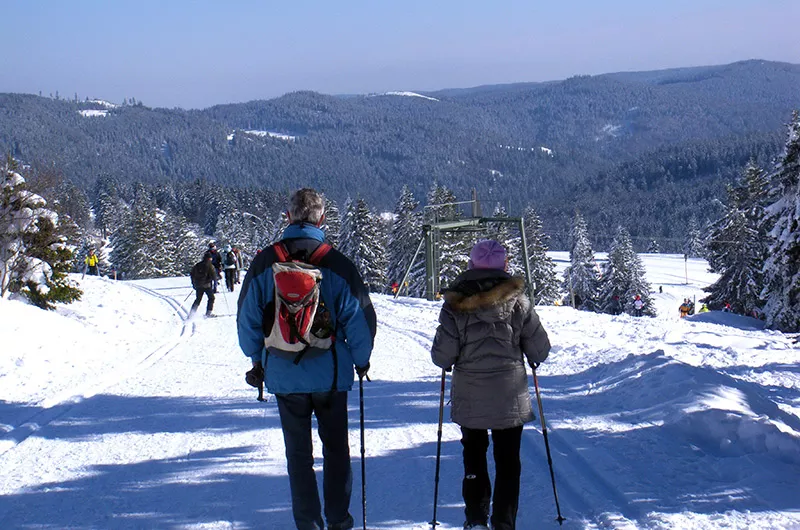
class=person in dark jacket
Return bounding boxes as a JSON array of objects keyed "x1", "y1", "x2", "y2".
[
  {"x1": 431, "y1": 240, "x2": 551, "y2": 530},
  {"x1": 204, "y1": 242, "x2": 222, "y2": 293},
  {"x1": 238, "y1": 188, "x2": 376, "y2": 530},
  {"x1": 189, "y1": 254, "x2": 216, "y2": 317},
  {"x1": 223, "y1": 244, "x2": 237, "y2": 292}
]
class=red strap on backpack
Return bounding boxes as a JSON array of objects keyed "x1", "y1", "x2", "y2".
[
  {"x1": 272, "y1": 242, "x2": 331, "y2": 265},
  {"x1": 273, "y1": 242, "x2": 291, "y2": 262},
  {"x1": 307, "y1": 243, "x2": 332, "y2": 265}
]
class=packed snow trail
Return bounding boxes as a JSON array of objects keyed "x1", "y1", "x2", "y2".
[{"x1": 2, "y1": 256, "x2": 800, "y2": 529}]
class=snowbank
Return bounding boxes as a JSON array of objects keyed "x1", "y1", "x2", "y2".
[
  {"x1": 2, "y1": 275, "x2": 182, "y2": 406},
  {"x1": 686, "y1": 311, "x2": 766, "y2": 331}
]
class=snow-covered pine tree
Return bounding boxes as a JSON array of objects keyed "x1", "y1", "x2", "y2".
[
  {"x1": 214, "y1": 208, "x2": 251, "y2": 251},
  {"x1": 339, "y1": 197, "x2": 388, "y2": 293},
  {"x1": 93, "y1": 177, "x2": 126, "y2": 239},
  {"x1": 387, "y1": 186, "x2": 424, "y2": 296},
  {"x1": 338, "y1": 197, "x2": 355, "y2": 259},
  {"x1": 562, "y1": 212, "x2": 599, "y2": 311},
  {"x1": 1, "y1": 157, "x2": 81, "y2": 308},
  {"x1": 270, "y1": 210, "x2": 289, "y2": 244},
  {"x1": 247, "y1": 214, "x2": 274, "y2": 256},
  {"x1": 486, "y1": 203, "x2": 523, "y2": 275},
  {"x1": 646, "y1": 240, "x2": 661, "y2": 253},
  {"x1": 522, "y1": 206, "x2": 560, "y2": 305},
  {"x1": 427, "y1": 183, "x2": 470, "y2": 289},
  {"x1": 703, "y1": 161, "x2": 769, "y2": 314},
  {"x1": 166, "y1": 213, "x2": 205, "y2": 276},
  {"x1": 322, "y1": 196, "x2": 341, "y2": 248},
  {"x1": 599, "y1": 226, "x2": 655, "y2": 316},
  {"x1": 684, "y1": 216, "x2": 705, "y2": 258},
  {"x1": 111, "y1": 186, "x2": 170, "y2": 279},
  {"x1": 761, "y1": 110, "x2": 800, "y2": 332}
]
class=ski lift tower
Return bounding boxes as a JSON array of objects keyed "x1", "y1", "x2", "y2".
[{"x1": 395, "y1": 190, "x2": 534, "y2": 301}]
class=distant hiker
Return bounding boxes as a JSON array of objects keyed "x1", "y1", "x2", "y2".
[
  {"x1": 688, "y1": 299, "x2": 696, "y2": 315},
  {"x1": 204, "y1": 242, "x2": 222, "y2": 293},
  {"x1": 237, "y1": 188, "x2": 375, "y2": 530},
  {"x1": 233, "y1": 246, "x2": 243, "y2": 284},
  {"x1": 85, "y1": 248, "x2": 99, "y2": 276},
  {"x1": 610, "y1": 295, "x2": 622, "y2": 315},
  {"x1": 431, "y1": 240, "x2": 551, "y2": 530},
  {"x1": 659, "y1": 285, "x2": 663, "y2": 294},
  {"x1": 391, "y1": 281, "x2": 399, "y2": 295},
  {"x1": 698, "y1": 303, "x2": 710, "y2": 313},
  {"x1": 679, "y1": 299, "x2": 692, "y2": 318},
  {"x1": 189, "y1": 255, "x2": 216, "y2": 317},
  {"x1": 633, "y1": 294, "x2": 644, "y2": 317},
  {"x1": 223, "y1": 245, "x2": 237, "y2": 292},
  {"x1": 723, "y1": 301, "x2": 732, "y2": 313}
]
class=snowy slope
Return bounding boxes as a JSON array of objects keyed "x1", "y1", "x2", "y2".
[{"x1": 1, "y1": 255, "x2": 799, "y2": 529}]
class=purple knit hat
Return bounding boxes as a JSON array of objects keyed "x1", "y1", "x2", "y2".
[{"x1": 468, "y1": 240, "x2": 507, "y2": 270}]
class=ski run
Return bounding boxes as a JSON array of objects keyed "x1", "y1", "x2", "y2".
[{"x1": 2, "y1": 254, "x2": 799, "y2": 530}]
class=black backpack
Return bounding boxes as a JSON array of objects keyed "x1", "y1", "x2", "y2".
[
  {"x1": 190, "y1": 261, "x2": 206, "y2": 288},
  {"x1": 225, "y1": 251, "x2": 236, "y2": 266}
]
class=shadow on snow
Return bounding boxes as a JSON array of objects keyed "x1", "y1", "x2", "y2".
[{"x1": 1, "y1": 357, "x2": 799, "y2": 528}]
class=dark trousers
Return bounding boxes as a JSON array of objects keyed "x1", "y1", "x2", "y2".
[
  {"x1": 87, "y1": 265, "x2": 98, "y2": 276},
  {"x1": 461, "y1": 425, "x2": 523, "y2": 530},
  {"x1": 190, "y1": 287, "x2": 214, "y2": 315},
  {"x1": 276, "y1": 392, "x2": 354, "y2": 530},
  {"x1": 224, "y1": 269, "x2": 236, "y2": 291}
]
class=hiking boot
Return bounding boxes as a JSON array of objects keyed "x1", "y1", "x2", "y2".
[{"x1": 328, "y1": 514, "x2": 354, "y2": 530}]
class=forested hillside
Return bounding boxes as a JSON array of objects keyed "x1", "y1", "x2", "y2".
[{"x1": 1, "y1": 60, "x2": 798, "y2": 249}]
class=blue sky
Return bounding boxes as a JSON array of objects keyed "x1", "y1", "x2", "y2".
[{"x1": 2, "y1": 0, "x2": 798, "y2": 109}]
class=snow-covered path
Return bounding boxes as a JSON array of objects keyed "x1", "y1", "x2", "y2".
[{"x1": 2, "y1": 255, "x2": 800, "y2": 529}]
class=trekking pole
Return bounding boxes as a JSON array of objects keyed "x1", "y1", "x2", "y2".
[
  {"x1": 182, "y1": 290, "x2": 193, "y2": 304},
  {"x1": 430, "y1": 368, "x2": 446, "y2": 528},
  {"x1": 221, "y1": 289, "x2": 232, "y2": 315},
  {"x1": 359, "y1": 373, "x2": 368, "y2": 530},
  {"x1": 533, "y1": 367, "x2": 566, "y2": 525}
]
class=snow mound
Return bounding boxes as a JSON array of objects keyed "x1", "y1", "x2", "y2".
[
  {"x1": 686, "y1": 311, "x2": 766, "y2": 331},
  {"x1": 557, "y1": 351, "x2": 800, "y2": 464}
]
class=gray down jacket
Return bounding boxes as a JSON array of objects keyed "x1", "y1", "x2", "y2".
[{"x1": 431, "y1": 269, "x2": 551, "y2": 430}]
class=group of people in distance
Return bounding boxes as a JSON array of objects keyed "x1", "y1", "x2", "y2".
[
  {"x1": 679, "y1": 298, "x2": 714, "y2": 318},
  {"x1": 609, "y1": 293, "x2": 646, "y2": 316},
  {"x1": 235, "y1": 188, "x2": 551, "y2": 530},
  {"x1": 188, "y1": 242, "x2": 243, "y2": 318}
]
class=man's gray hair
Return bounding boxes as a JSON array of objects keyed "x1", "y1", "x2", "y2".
[{"x1": 289, "y1": 188, "x2": 325, "y2": 224}]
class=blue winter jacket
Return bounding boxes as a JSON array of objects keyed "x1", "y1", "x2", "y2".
[{"x1": 237, "y1": 223, "x2": 376, "y2": 394}]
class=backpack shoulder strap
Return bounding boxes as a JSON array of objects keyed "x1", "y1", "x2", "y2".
[
  {"x1": 272, "y1": 242, "x2": 290, "y2": 263},
  {"x1": 307, "y1": 243, "x2": 332, "y2": 266}
]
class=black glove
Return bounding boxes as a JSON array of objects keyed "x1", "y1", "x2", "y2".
[
  {"x1": 245, "y1": 362, "x2": 264, "y2": 387},
  {"x1": 355, "y1": 363, "x2": 370, "y2": 380}
]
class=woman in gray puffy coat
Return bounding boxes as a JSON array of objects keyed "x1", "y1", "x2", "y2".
[{"x1": 431, "y1": 240, "x2": 551, "y2": 530}]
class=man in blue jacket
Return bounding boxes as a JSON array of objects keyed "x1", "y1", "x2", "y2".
[{"x1": 237, "y1": 188, "x2": 376, "y2": 530}]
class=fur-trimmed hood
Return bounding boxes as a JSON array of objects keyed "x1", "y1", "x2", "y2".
[{"x1": 444, "y1": 274, "x2": 527, "y2": 313}]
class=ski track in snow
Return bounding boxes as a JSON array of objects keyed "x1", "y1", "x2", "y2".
[{"x1": 2, "y1": 256, "x2": 800, "y2": 529}]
